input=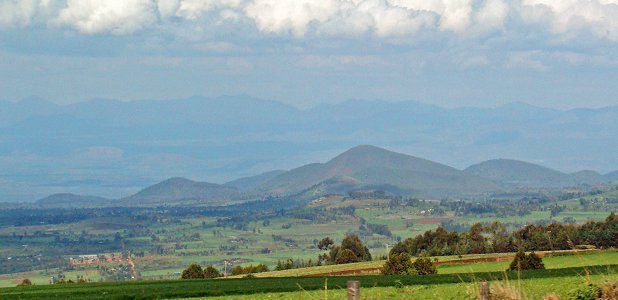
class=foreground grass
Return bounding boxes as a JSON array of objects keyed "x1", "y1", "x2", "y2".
[
  {"x1": 2, "y1": 265, "x2": 617, "y2": 300},
  {"x1": 199, "y1": 273, "x2": 618, "y2": 300}
]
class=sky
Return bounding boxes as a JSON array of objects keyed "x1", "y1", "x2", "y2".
[{"x1": 1, "y1": 0, "x2": 618, "y2": 109}]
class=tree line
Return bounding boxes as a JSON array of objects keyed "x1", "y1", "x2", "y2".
[{"x1": 390, "y1": 213, "x2": 617, "y2": 257}]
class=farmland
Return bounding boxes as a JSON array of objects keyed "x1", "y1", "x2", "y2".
[
  {"x1": 1, "y1": 186, "x2": 617, "y2": 288},
  {"x1": 1, "y1": 262, "x2": 617, "y2": 299}
]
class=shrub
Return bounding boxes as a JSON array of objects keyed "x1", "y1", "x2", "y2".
[
  {"x1": 17, "y1": 278, "x2": 32, "y2": 287},
  {"x1": 383, "y1": 253, "x2": 415, "y2": 275},
  {"x1": 181, "y1": 263, "x2": 204, "y2": 279},
  {"x1": 508, "y1": 250, "x2": 545, "y2": 271},
  {"x1": 335, "y1": 248, "x2": 360, "y2": 264},
  {"x1": 412, "y1": 257, "x2": 437, "y2": 275},
  {"x1": 568, "y1": 284, "x2": 602, "y2": 300},
  {"x1": 203, "y1": 265, "x2": 222, "y2": 278}
]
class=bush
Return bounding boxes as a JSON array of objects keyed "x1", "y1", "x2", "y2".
[
  {"x1": 412, "y1": 257, "x2": 437, "y2": 275},
  {"x1": 181, "y1": 263, "x2": 204, "y2": 279},
  {"x1": 203, "y1": 265, "x2": 222, "y2": 278},
  {"x1": 508, "y1": 250, "x2": 545, "y2": 271},
  {"x1": 17, "y1": 278, "x2": 32, "y2": 287},
  {"x1": 568, "y1": 284, "x2": 602, "y2": 300},
  {"x1": 335, "y1": 248, "x2": 360, "y2": 264},
  {"x1": 383, "y1": 253, "x2": 415, "y2": 275}
]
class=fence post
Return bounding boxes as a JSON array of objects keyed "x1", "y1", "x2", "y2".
[
  {"x1": 479, "y1": 281, "x2": 490, "y2": 300},
  {"x1": 347, "y1": 281, "x2": 360, "y2": 300}
]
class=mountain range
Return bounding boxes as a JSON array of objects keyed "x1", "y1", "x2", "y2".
[
  {"x1": 34, "y1": 145, "x2": 615, "y2": 208},
  {"x1": 1, "y1": 95, "x2": 617, "y2": 202}
]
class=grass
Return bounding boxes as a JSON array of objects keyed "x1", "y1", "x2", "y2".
[
  {"x1": 197, "y1": 273, "x2": 618, "y2": 300},
  {"x1": 2, "y1": 264, "x2": 617, "y2": 299}
]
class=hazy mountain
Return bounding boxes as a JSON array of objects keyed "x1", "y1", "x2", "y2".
[
  {"x1": 36, "y1": 193, "x2": 111, "y2": 208},
  {"x1": 1, "y1": 95, "x2": 617, "y2": 202},
  {"x1": 569, "y1": 170, "x2": 607, "y2": 185},
  {"x1": 607, "y1": 171, "x2": 618, "y2": 181},
  {"x1": 464, "y1": 159, "x2": 608, "y2": 188},
  {"x1": 224, "y1": 170, "x2": 286, "y2": 191},
  {"x1": 257, "y1": 145, "x2": 500, "y2": 197},
  {"x1": 121, "y1": 177, "x2": 239, "y2": 206}
]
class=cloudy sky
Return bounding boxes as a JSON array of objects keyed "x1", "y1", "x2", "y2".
[{"x1": 1, "y1": 0, "x2": 618, "y2": 108}]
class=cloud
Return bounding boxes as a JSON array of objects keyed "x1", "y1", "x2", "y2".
[
  {"x1": 0, "y1": 0, "x2": 617, "y2": 44},
  {"x1": 520, "y1": 0, "x2": 618, "y2": 40},
  {"x1": 54, "y1": 0, "x2": 159, "y2": 34}
]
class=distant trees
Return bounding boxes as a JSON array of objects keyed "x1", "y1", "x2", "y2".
[
  {"x1": 319, "y1": 234, "x2": 372, "y2": 265},
  {"x1": 382, "y1": 253, "x2": 437, "y2": 275},
  {"x1": 230, "y1": 264, "x2": 269, "y2": 275},
  {"x1": 181, "y1": 263, "x2": 222, "y2": 279},
  {"x1": 389, "y1": 213, "x2": 618, "y2": 257},
  {"x1": 317, "y1": 237, "x2": 334, "y2": 250},
  {"x1": 203, "y1": 266, "x2": 222, "y2": 278},
  {"x1": 507, "y1": 250, "x2": 545, "y2": 271},
  {"x1": 17, "y1": 278, "x2": 32, "y2": 287},
  {"x1": 382, "y1": 253, "x2": 415, "y2": 275},
  {"x1": 181, "y1": 263, "x2": 204, "y2": 279}
]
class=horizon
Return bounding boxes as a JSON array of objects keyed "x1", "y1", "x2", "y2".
[{"x1": 3, "y1": 94, "x2": 618, "y2": 111}]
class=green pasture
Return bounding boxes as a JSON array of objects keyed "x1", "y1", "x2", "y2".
[{"x1": 2, "y1": 264, "x2": 617, "y2": 300}]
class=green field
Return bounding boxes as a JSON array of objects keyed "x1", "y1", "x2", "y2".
[{"x1": 2, "y1": 264, "x2": 617, "y2": 300}]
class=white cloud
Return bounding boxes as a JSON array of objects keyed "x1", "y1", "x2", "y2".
[
  {"x1": 521, "y1": 0, "x2": 618, "y2": 40},
  {"x1": 0, "y1": 0, "x2": 618, "y2": 44},
  {"x1": 54, "y1": 0, "x2": 158, "y2": 34}
]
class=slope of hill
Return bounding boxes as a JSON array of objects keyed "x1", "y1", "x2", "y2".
[
  {"x1": 36, "y1": 193, "x2": 111, "y2": 208},
  {"x1": 569, "y1": 170, "x2": 607, "y2": 185},
  {"x1": 121, "y1": 177, "x2": 239, "y2": 206},
  {"x1": 607, "y1": 171, "x2": 618, "y2": 181},
  {"x1": 224, "y1": 170, "x2": 286, "y2": 191},
  {"x1": 258, "y1": 145, "x2": 500, "y2": 197},
  {"x1": 464, "y1": 159, "x2": 608, "y2": 188}
]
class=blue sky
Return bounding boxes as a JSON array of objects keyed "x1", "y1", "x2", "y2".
[{"x1": 1, "y1": 0, "x2": 618, "y2": 108}]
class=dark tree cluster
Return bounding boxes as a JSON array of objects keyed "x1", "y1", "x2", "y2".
[
  {"x1": 180, "y1": 263, "x2": 222, "y2": 279},
  {"x1": 390, "y1": 213, "x2": 617, "y2": 257},
  {"x1": 230, "y1": 264, "x2": 269, "y2": 275},
  {"x1": 319, "y1": 234, "x2": 372, "y2": 264}
]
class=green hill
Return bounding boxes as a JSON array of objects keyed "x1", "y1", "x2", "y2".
[
  {"x1": 258, "y1": 145, "x2": 500, "y2": 197},
  {"x1": 36, "y1": 193, "x2": 112, "y2": 208},
  {"x1": 224, "y1": 170, "x2": 286, "y2": 191},
  {"x1": 465, "y1": 159, "x2": 608, "y2": 188},
  {"x1": 121, "y1": 177, "x2": 239, "y2": 206}
]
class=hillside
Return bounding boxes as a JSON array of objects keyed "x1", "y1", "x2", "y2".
[
  {"x1": 121, "y1": 177, "x2": 239, "y2": 206},
  {"x1": 607, "y1": 171, "x2": 618, "y2": 181},
  {"x1": 36, "y1": 193, "x2": 112, "y2": 208},
  {"x1": 224, "y1": 170, "x2": 286, "y2": 191},
  {"x1": 257, "y1": 145, "x2": 500, "y2": 197},
  {"x1": 464, "y1": 159, "x2": 608, "y2": 188}
]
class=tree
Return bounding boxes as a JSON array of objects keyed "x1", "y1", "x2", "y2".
[
  {"x1": 412, "y1": 257, "x2": 437, "y2": 275},
  {"x1": 507, "y1": 250, "x2": 545, "y2": 271},
  {"x1": 335, "y1": 248, "x2": 359, "y2": 264},
  {"x1": 181, "y1": 263, "x2": 204, "y2": 279},
  {"x1": 341, "y1": 234, "x2": 372, "y2": 261},
  {"x1": 203, "y1": 265, "x2": 222, "y2": 278},
  {"x1": 383, "y1": 253, "x2": 415, "y2": 275},
  {"x1": 17, "y1": 278, "x2": 32, "y2": 286},
  {"x1": 318, "y1": 237, "x2": 334, "y2": 250}
]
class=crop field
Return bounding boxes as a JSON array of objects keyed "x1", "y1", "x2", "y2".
[{"x1": 2, "y1": 264, "x2": 617, "y2": 300}]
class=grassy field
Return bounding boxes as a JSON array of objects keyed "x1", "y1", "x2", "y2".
[
  {"x1": 198, "y1": 273, "x2": 618, "y2": 300},
  {"x1": 2, "y1": 264, "x2": 617, "y2": 299}
]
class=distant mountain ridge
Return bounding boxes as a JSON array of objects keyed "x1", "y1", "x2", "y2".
[
  {"x1": 36, "y1": 193, "x2": 112, "y2": 208},
  {"x1": 121, "y1": 177, "x2": 239, "y2": 206},
  {"x1": 257, "y1": 145, "x2": 500, "y2": 197},
  {"x1": 34, "y1": 145, "x2": 616, "y2": 208},
  {"x1": 465, "y1": 159, "x2": 609, "y2": 188},
  {"x1": 1, "y1": 95, "x2": 616, "y2": 202}
]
